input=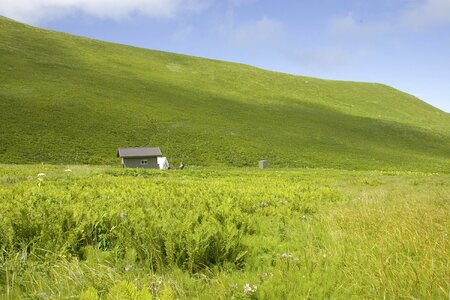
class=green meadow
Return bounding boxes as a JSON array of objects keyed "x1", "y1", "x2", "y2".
[
  {"x1": 1, "y1": 17, "x2": 450, "y2": 171},
  {"x1": 0, "y1": 165, "x2": 449, "y2": 299},
  {"x1": 1, "y1": 16, "x2": 450, "y2": 299}
]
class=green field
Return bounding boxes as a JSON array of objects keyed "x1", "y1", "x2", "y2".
[
  {"x1": 1, "y1": 16, "x2": 450, "y2": 299},
  {"x1": 1, "y1": 16, "x2": 450, "y2": 171},
  {"x1": 0, "y1": 165, "x2": 449, "y2": 299}
]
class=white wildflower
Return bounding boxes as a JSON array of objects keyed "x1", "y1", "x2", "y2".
[
  {"x1": 125, "y1": 264, "x2": 132, "y2": 271},
  {"x1": 281, "y1": 253, "x2": 299, "y2": 261},
  {"x1": 243, "y1": 283, "x2": 257, "y2": 294},
  {"x1": 259, "y1": 272, "x2": 274, "y2": 278},
  {"x1": 64, "y1": 169, "x2": 72, "y2": 172},
  {"x1": 21, "y1": 251, "x2": 28, "y2": 261},
  {"x1": 37, "y1": 173, "x2": 45, "y2": 177}
]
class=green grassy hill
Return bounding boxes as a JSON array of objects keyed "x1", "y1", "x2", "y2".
[{"x1": 1, "y1": 16, "x2": 449, "y2": 171}]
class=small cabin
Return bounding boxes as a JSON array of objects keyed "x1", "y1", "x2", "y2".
[{"x1": 117, "y1": 147, "x2": 162, "y2": 169}]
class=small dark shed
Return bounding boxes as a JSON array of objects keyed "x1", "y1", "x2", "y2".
[{"x1": 117, "y1": 147, "x2": 162, "y2": 169}]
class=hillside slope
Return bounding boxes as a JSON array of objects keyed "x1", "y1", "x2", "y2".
[{"x1": 1, "y1": 17, "x2": 449, "y2": 171}]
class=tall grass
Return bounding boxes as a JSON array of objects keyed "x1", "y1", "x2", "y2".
[{"x1": 0, "y1": 165, "x2": 448, "y2": 298}]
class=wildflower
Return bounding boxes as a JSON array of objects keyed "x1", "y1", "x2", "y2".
[
  {"x1": 119, "y1": 212, "x2": 128, "y2": 218},
  {"x1": 260, "y1": 201, "x2": 269, "y2": 207},
  {"x1": 243, "y1": 283, "x2": 257, "y2": 294},
  {"x1": 281, "y1": 253, "x2": 299, "y2": 261},
  {"x1": 125, "y1": 264, "x2": 132, "y2": 271},
  {"x1": 259, "y1": 272, "x2": 274, "y2": 278},
  {"x1": 37, "y1": 175, "x2": 44, "y2": 187},
  {"x1": 64, "y1": 169, "x2": 72, "y2": 172},
  {"x1": 21, "y1": 251, "x2": 28, "y2": 261}
]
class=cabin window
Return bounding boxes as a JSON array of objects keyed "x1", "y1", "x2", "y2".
[{"x1": 141, "y1": 160, "x2": 148, "y2": 165}]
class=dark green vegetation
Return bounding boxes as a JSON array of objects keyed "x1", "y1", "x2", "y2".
[
  {"x1": 0, "y1": 165, "x2": 449, "y2": 298},
  {"x1": 1, "y1": 17, "x2": 449, "y2": 171}
]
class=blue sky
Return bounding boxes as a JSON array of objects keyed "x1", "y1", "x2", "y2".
[{"x1": 1, "y1": 0, "x2": 449, "y2": 112}]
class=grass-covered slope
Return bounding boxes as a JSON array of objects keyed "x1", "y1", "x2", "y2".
[{"x1": 1, "y1": 16, "x2": 449, "y2": 171}]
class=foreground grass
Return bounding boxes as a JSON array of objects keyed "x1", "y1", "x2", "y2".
[{"x1": 0, "y1": 165, "x2": 448, "y2": 299}]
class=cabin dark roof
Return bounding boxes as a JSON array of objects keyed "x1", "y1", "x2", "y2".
[{"x1": 117, "y1": 147, "x2": 162, "y2": 158}]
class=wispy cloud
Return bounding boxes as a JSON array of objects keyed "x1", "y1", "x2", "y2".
[
  {"x1": 281, "y1": 47, "x2": 356, "y2": 73},
  {"x1": 230, "y1": 17, "x2": 283, "y2": 50},
  {"x1": 0, "y1": 0, "x2": 212, "y2": 24},
  {"x1": 172, "y1": 25, "x2": 194, "y2": 42},
  {"x1": 329, "y1": 13, "x2": 392, "y2": 40},
  {"x1": 228, "y1": 0, "x2": 258, "y2": 7},
  {"x1": 329, "y1": 0, "x2": 450, "y2": 39},
  {"x1": 401, "y1": 0, "x2": 450, "y2": 30}
]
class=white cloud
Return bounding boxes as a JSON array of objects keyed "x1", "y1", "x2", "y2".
[
  {"x1": 0, "y1": 0, "x2": 211, "y2": 24},
  {"x1": 401, "y1": 0, "x2": 450, "y2": 30},
  {"x1": 228, "y1": 0, "x2": 258, "y2": 6},
  {"x1": 329, "y1": 0, "x2": 450, "y2": 38},
  {"x1": 231, "y1": 17, "x2": 283, "y2": 49},
  {"x1": 172, "y1": 25, "x2": 193, "y2": 41},
  {"x1": 281, "y1": 47, "x2": 355, "y2": 73},
  {"x1": 329, "y1": 13, "x2": 392, "y2": 39}
]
